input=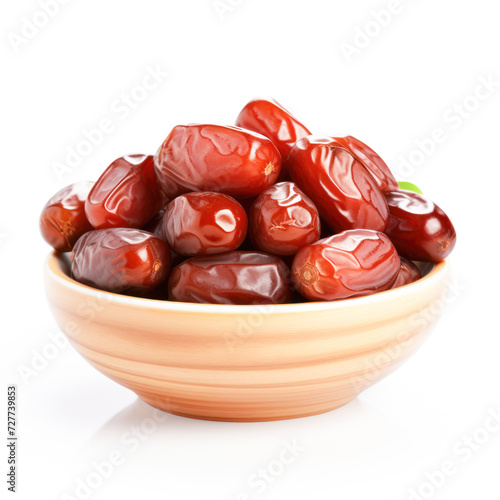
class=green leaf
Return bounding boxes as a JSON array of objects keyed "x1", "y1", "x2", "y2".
[{"x1": 398, "y1": 181, "x2": 423, "y2": 194}]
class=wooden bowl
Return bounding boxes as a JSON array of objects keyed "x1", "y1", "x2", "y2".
[{"x1": 44, "y1": 252, "x2": 450, "y2": 422}]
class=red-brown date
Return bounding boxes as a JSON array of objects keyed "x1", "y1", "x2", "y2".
[
  {"x1": 39, "y1": 181, "x2": 94, "y2": 252},
  {"x1": 385, "y1": 190, "x2": 456, "y2": 262},
  {"x1": 85, "y1": 154, "x2": 166, "y2": 229},
  {"x1": 154, "y1": 124, "x2": 281, "y2": 199},
  {"x1": 142, "y1": 209, "x2": 186, "y2": 267},
  {"x1": 291, "y1": 229, "x2": 399, "y2": 301},
  {"x1": 391, "y1": 256, "x2": 421, "y2": 289},
  {"x1": 168, "y1": 251, "x2": 292, "y2": 304},
  {"x1": 334, "y1": 136, "x2": 398, "y2": 192},
  {"x1": 162, "y1": 192, "x2": 248, "y2": 256},
  {"x1": 71, "y1": 228, "x2": 171, "y2": 293},
  {"x1": 249, "y1": 182, "x2": 320, "y2": 256},
  {"x1": 288, "y1": 136, "x2": 389, "y2": 232},
  {"x1": 235, "y1": 98, "x2": 311, "y2": 177}
]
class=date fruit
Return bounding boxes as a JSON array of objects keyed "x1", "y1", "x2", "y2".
[
  {"x1": 71, "y1": 228, "x2": 171, "y2": 293},
  {"x1": 85, "y1": 154, "x2": 166, "y2": 229},
  {"x1": 385, "y1": 190, "x2": 456, "y2": 262},
  {"x1": 40, "y1": 181, "x2": 94, "y2": 252},
  {"x1": 391, "y1": 256, "x2": 421, "y2": 289},
  {"x1": 288, "y1": 135, "x2": 389, "y2": 232},
  {"x1": 249, "y1": 182, "x2": 320, "y2": 256},
  {"x1": 168, "y1": 251, "x2": 292, "y2": 304},
  {"x1": 40, "y1": 98, "x2": 459, "y2": 305},
  {"x1": 154, "y1": 124, "x2": 281, "y2": 199},
  {"x1": 334, "y1": 136, "x2": 398, "y2": 192},
  {"x1": 235, "y1": 98, "x2": 311, "y2": 176},
  {"x1": 291, "y1": 229, "x2": 399, "y2": 301},
  {"x1": 141, "y1": 209, "x2": 184, "y2": 267},
  {"x1": 162, "y1": 192, "x2": 248, "y2": 256}
]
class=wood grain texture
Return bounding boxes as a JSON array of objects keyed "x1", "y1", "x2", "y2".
[{"x1": 44, "y1": 253, "x2": 450, "y2": 421}]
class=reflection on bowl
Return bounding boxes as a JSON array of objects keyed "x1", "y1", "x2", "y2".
[{"x1": 44, "y1": 252, "x2": 449, "y2": 422}]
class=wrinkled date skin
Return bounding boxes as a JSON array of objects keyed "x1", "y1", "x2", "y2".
[
  {"x1": 154, "y1": 124, "x2": 281, "y2": 199},
  {"x1": 292, "y1": 229, "x2": 399, "y2": 301},
  {"x1": 71, "y1": 228, "x2": 171, "y2": 293},
  {"x1": 85, "y1": 155, "x2": 166, "y2": 229},
  {"x1": 385, "y1": 190, "x2": 457, "y2": 262},
  {"x1": 142, "y1": 209, "x2": 185, "y2": 268},
  {"x1": 392, "y1": 256, "x2": 421, "y2": 289},
  {"x1": 288, "y1": 136, "x2": 389, "y2": 232},
  {"x1": 162, "y1": 192, "x2": 248, "y2": 257},
  {"x1": 334, "y1": 136, "x2": 398, "y2": 193},
  {"x1": 249, "y1": 182, "x2": 320, "y2": 256},
  {"x1": 235, "y1": 98, "x2": 311, "y2": 177},
  {"x1": 40, "y1": 181, "x2": 94, "y2": 252},
  {"x1": 168, "y1": 251, "x2": 292, "y2": 304}
]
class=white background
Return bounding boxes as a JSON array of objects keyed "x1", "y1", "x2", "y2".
[{"x1": 2, "y1": 1, "x2": 500, "y2": 499}]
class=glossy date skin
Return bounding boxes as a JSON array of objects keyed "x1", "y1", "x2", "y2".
[
  {"x1": 235, "y1": 98, "x2": 311, "y2": 177},
  {"x1": 291, "y1": 229, "x2": 399, "y2": 301},
  {"x1": 162, "y1": 192, "x2": 248, "y2": 257},
  {"x1": 334, "y1": 136, "x2": 398, "y2": 193},
  {"x1": 85, "y1": 155, "x2": 166, "y2": 229},
  {"x1": 168, "y1": 251, "x2": 292, "y2": 304},
  {"x1": 391, "y1": 256, "x2": 421, "y2": 289},
  {"x1": 71, "y1": 228, "x2": 171, "y2": 293},
  {"x1": 385, "y1": 190, "x2": 456, "y2": 262},
  {"x1": 40, "y1": 181, "x2": 94, "y2": 252},
  {"x1": 249, "y1": 182, "x2": 320, "y2": 256},
  {"x1": 288, "y1": 136, "x2": 389, "y2": 232},
  {"x1": 154, "y1": 124, "x2": 281, "y2": 199},
  {"x1": 141, "y1": 209, "x2": 185, "y2": 268}
]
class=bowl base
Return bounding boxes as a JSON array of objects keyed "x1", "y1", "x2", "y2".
[{"x1": 137, "y1": 393, "x2": 356, "y2": 422}]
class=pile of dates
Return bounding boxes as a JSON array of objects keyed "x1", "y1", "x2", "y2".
[{"x1": 40, "y1": 99, "x2": 456, "y2": 304}]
